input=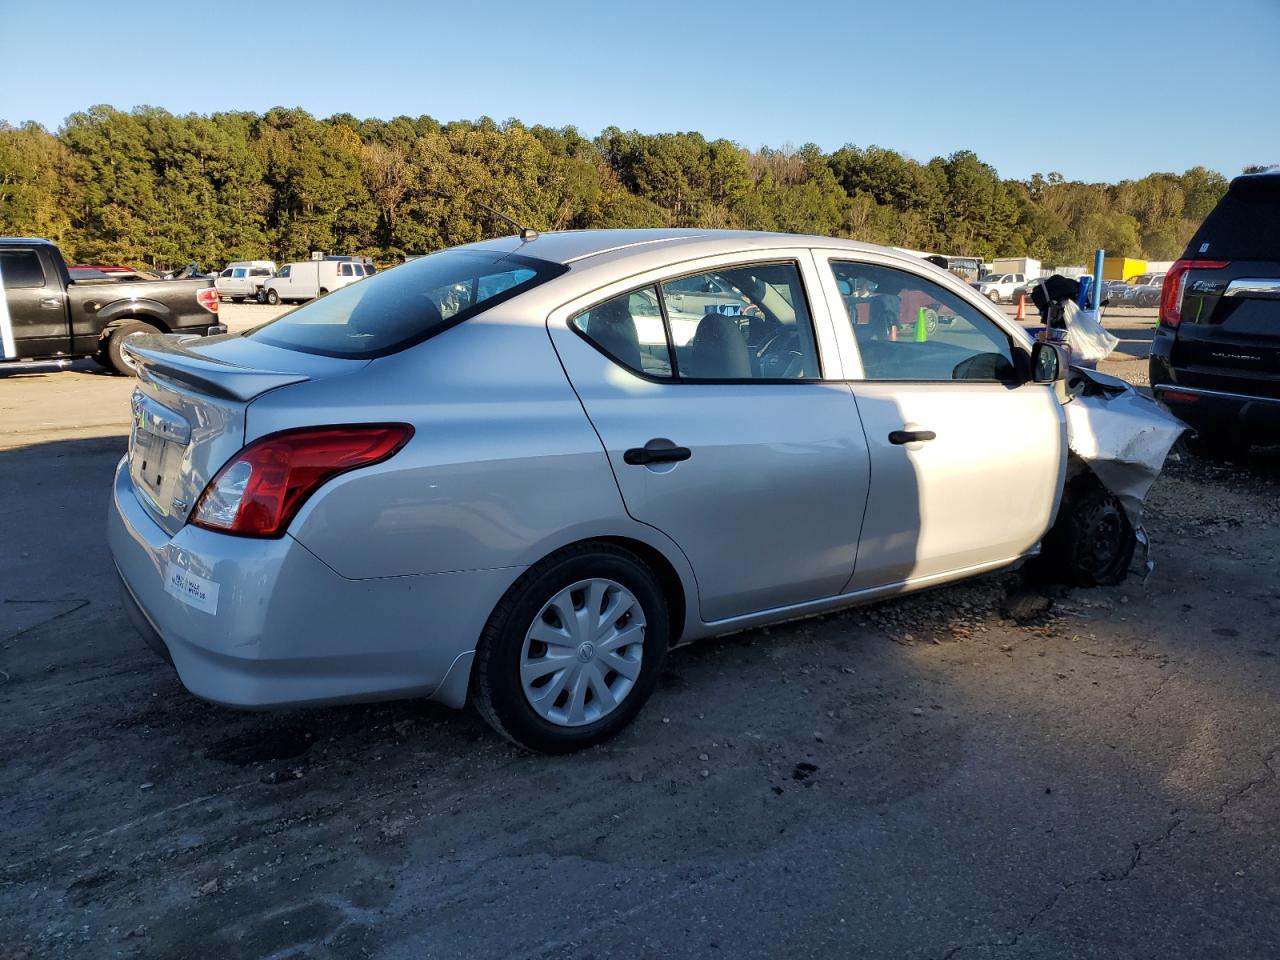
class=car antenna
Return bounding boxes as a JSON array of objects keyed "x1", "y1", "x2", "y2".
[{"x1": 432, "y1": 191, "x2": 539, "y2": 242}]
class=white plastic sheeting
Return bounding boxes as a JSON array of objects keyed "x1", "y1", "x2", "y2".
[{"x1": 1060, "y1": 301, "x2": 1119, "y2": 363}]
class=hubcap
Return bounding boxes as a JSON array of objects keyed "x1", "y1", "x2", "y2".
[{"x1": 520, "y1": 578, "x2": 645, "y2": 727}]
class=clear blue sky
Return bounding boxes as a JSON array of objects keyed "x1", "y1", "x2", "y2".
[{"x1": 2, "y1": 0, "x2": 1276, "y2": 183}]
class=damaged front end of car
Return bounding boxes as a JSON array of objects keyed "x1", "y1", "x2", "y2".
[{"x1": 1054, "y1": 365, "x2": 1188, "y2": 581}]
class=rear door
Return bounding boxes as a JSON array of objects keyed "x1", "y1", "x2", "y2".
[
  {"x1": 0, "y1": 246, "x2": 68, "y2": 359},
  {"x1": 1168, "y1": 176, "x2": 1280, "y2": 397},
  {"x1": 815, "y1": 252, "x2": 1065, "y2": 590},
  {"x1": 547, "y1": 253, "x2": 869, "y2": 623}
]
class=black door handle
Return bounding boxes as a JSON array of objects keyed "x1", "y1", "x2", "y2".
[
  {"x1": 624, "y1": 441, "x2": 692, "y2": 466},
  {"x1": 889, "y1": 430, "x2": 936, "y2": 445}
]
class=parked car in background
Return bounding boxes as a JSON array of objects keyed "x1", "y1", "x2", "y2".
[
  {"x1": 215, "y1": 261, "x2": 276, "y2": 303},
  {"x1": 109, "y1": 228, "x2": 1134, "y2": 755},
  {"x1": 1150, "y1": 169, "x2": 1280, "y2": 457},
  {"x1": 1011, "y1": 277, "x2": 1043, "y2": 305},
  {"x1": 0, "y1": 238, "x2": 221, "y2": 375},
  {"x1": 261, "y1": 259, "x2": 372, "y2": 304},
  {"x1": 1133, "y1": 274, "x2": 1165, "y2": 307},
  {"x1": 1117, "y1": 273, "x2": 1162, "y2": 305},
  {"x1": 972, "y1": 272, "x2": 1025, "y2": 303}
]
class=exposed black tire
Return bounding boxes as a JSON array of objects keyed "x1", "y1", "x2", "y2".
[
  {"x1": 266, "y1": 288, "x2": 280, "y2": 305},
  {"x1": 1034, "y1": 474, "x2": 1136, "y2": 587},
  {"x1": 1184, "y1": 430, "x2": 1249, "y2": 461},
  {"x1": 102, "y1": 320, "x2": 158, "y2": 376},
  {"x1": 90, "y1": 352, "x2": 114, "y2": 371},
  {"x1": 231, "y1": 297, "x2": 245, "y2": 304},
  {"x1": 255, "y1": 289, "x2": 267, "y2": 304},
  {"x1": 472, "y1": 542, "x2": 670, "y2": 754}
]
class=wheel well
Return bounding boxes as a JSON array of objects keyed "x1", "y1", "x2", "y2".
[
  {"x1": 573, "y1": 536, "x2": 688, "y2": 646},
  {"x1": 102, "y1": 315, "x2": 169, "y2": 339}
]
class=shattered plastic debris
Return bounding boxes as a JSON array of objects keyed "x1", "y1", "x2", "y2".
[{"x1": 1063, "y1": 366, "x2": 1187, "y2": 577}]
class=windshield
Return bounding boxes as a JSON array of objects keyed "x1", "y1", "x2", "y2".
[{"x1": 249, "y1": 248, "x2": 567, "y2": 359}]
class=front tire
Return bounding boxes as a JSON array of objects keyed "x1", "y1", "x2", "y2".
[
  {"x1": 266, "y1": 288, "x2": 280, "y2": 305},
  {"x1": 1034, "y1": 475, "x2": 1136, "y2": 586},
  {"x1": 100, "y1": 320, "x2": 158, "y2": 376},
  {"x1": 988, "y1": 289, "x2": 1002, "y2": 304},
  {"x1": 473, "y1": 543, "x2": 670, "y2": 753}
]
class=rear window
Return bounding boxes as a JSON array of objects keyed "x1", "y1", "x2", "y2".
[
  {"x1": 249, "y1": 249, "x2": 566, "y2": 359},
  {"x1": 1186, "y1": 174, "x2": 1280, "y2": 260}
]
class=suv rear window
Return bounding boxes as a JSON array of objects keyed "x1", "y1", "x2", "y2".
[
  {"x1": 250, "y1": 249, "x2": 567, "y2": 359},
  {"x1": 1186, "y1": 174, "x2": 1280, "y2": 260}
]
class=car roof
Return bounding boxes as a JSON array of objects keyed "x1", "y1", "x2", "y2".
[
  {"x1": 464, "y1": 228, "x2": 898, "y2": 269},
  {"x1": 0, "y1": 237, "x2": 53, "y2": 247}
]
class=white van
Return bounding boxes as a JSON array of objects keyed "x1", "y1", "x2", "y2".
[
  {"x1": 262, "y1": 260, "x2": 373, "y2": 304},
  {"x1": 214, "y1": 261, "x2": 277, "y2": 302}
]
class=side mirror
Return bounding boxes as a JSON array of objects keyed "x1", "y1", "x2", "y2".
[{"x1": 1030, "y1": 340, "x2": 1068, "y2": 384}]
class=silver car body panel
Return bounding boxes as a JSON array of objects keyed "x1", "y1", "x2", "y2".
[{"x1": 109, "y1": 229, "x2": 1072, "y2": 710}]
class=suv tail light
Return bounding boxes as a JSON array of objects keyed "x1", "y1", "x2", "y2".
[
  {"x1": 196, "y1": 287, "x2": 220, "y2": 314},
  {"x1": 1160, "y1": 259, "x2": 1229, "y2": 328},
  {"x1": 191, "y1": 424, "x2": 413, "y2": 537}
]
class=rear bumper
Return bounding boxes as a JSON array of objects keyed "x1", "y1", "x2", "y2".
[
  {"x1": 1150, "y1": 379, "x2": 1280, "y2": 441},
  {"x1": 107, "y1": 457, "x2": 520, "y2": 709}
]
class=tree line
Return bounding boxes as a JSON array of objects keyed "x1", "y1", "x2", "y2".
[{"x1": 0, "y1": 105, "x2": 1247, "y2": 271}]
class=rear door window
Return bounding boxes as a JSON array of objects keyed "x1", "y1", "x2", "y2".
[{"x1": 251, "y1": 249, "x2": 566, "y2": 358}]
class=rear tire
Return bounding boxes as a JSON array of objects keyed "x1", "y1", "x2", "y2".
[
  {"x1": 1034, "y1": 475, "x2": 1136, "y2": 587},
  {"x1": 255, "y1": 289, "x2": 267, "y2": 304},
  {"x1": 266, "y1": 288, "x2": 280, "y2": 305},
  {"x1": 101, "y1": 320, "x2": 158, "y2": 376},
  {"x1": 473, "y1": 543, "x2": 670, "y2": 753}
]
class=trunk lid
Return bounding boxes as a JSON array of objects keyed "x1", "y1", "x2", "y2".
[{"x1": 124, "y1": 333, "x2": 368, "y2": 535}]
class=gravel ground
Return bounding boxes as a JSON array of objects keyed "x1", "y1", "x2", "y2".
[{"x1": 2, "y1": 303, "x2": 1277, "y2": 960}]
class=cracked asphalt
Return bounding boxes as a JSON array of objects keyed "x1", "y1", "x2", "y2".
[{"x1": 2, "y1": 305, "x2": 1278, "y2": 959}]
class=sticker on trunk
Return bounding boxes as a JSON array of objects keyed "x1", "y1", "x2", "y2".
[{"x1": 164, "y1": 564, "x2": 219, "y2": 615}]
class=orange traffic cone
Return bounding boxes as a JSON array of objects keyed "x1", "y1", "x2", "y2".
[
  {"x1": 1015, "y1": 293, "x2": 1026, "y2": 322},
  {"x1": 888, "y1": 321, "x2": 898, "y2": 341}
]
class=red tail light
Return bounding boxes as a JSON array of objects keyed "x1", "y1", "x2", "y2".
[
  {"x1": 1160, "y1": 259, "x2": 1229, "y2": 328},
  {"x1": 196, "y1": 287, "x2": 220, "y2": 314},
  {"x1": 191, "y1": 424, "x2": 414, "y2": 537}
]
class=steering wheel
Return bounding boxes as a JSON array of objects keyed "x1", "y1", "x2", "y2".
[{"x1": 756, "y1": 330, "x2": 806, "y2": 379}]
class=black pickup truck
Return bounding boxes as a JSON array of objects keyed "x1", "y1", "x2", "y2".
[{"x1": 0, "y1": 238, "x2": 224, "y2": 375}]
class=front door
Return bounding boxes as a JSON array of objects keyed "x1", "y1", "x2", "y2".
[
  {"x1": 548, "y1": 258, "x2": 869, "y2": 623},
  {"x1": 818, "y1": 255, "x2": 1065, "y2": 590},
  {"x1": 0, "y1": 247, "x2": 68, "y2": 359}
]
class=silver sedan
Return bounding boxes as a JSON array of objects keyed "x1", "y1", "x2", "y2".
[{"x1": 110, "y1": 230, "x2": 1102, "y2": 753}]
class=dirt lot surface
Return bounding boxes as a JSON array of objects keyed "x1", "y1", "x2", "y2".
[{"x1": 2, "y1": 304, "x2": 1277, "y2": 959}]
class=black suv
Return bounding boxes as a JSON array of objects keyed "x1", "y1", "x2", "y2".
[{"x1": 1150, "y1": 170, "x2": 1280, "y2": 456}]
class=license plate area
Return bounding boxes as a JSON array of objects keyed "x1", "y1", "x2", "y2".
[{"x1": 129, "y1": 392, "x2": 191, "y2": 518}]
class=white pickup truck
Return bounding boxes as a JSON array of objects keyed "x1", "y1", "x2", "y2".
[{"x1": 214, "y1": 261, "x2": 276, "y2": 303}]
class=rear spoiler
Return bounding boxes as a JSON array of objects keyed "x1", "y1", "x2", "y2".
[{"x1": 123, "y1": 333, "x2": 310, "y2": 402}]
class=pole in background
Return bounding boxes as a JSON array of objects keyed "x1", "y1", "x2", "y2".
[{"x1": 1092, "y1": 248, "x2": 1106, "y2": 310}]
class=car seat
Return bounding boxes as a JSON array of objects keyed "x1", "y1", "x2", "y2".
[
  {"x1": 587, "y1": 298, "x2": 643, "y2": 371},
  {"x1": 688, "y1": 313, "x2": 752, "y2": 378}
]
